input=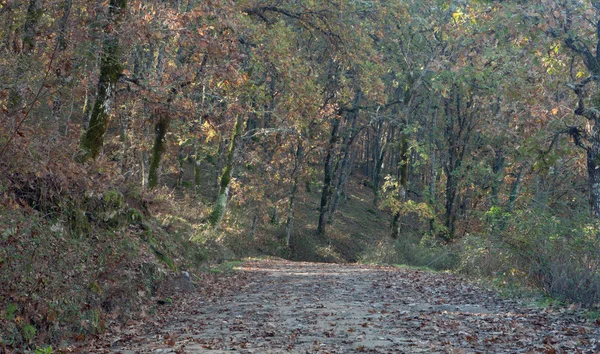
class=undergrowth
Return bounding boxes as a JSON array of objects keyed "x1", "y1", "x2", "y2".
[
  {"x1": 457, "y1": 208, "x2": 600, "y2": 308},
  {"x1": 0, "y1": 140, "x2": 212, "y2": 351}
]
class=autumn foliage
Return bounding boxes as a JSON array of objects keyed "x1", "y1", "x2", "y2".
[{"x1": 2, "y1": 0, "x2": 600, "y2": 350}]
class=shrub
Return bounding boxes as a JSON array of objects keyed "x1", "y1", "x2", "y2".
[
  {"x1": 460, "y1": 208, "x2": 600, "y2": 307},
  {"x1": 360, "y1": 231, "x2": 458, "y2": 271}
]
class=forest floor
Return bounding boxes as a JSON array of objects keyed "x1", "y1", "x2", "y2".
[{"x1": 82, "y1": 259, "x2": 600, "y2": 353}]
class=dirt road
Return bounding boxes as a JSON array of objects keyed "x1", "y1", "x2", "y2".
[{"x1": 87, "y1": 259, "x2": 600, "y2": 353}]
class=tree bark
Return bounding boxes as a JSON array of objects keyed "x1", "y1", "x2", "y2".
[
  {"x1": 490, "y1": 148, "x2": 505, "y2": 207},
  {"x1": 391, "y1": 131, "x2": 409, "y2": 239},
  {"x1": 210, "y1": 114, "x2": 244, "y2": 227},
  {"x1": 7, "y1": 0, "x2": 45, "y2": 117},
  {"x1": 194, "y1": 137, "x2": 203, "y2": 195},
  {"x1": 286, "y1": 139, "x2": 304, "y2": 247},
  {"x1": 148, "y1": 111, "x2": 170, "y2": 189},
  {"x1": 588, "y1": 143, "x2": 600, "y2": 218},
  {"x1": 317, "y1": 117, "x2": 340, "y2": 236},
  {"x1": 22, "y1": 0, "x2": 44, "y2": 54},
  {"x1": 329, "y1": 109, "x2": 359, "y2": 221},
  {"x1": 372, "y1": 119, "x2": 386, "y2": 205},
  {"x1": 79, "y1": 0, "x2": 126, "y2": 161},
  {"x1": 563, "y1": 25, "x2": 600, "y2": 220}
]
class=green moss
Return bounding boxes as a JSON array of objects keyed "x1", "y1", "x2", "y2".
[
  {"x1": 67, "y1": 208, "x2": 91, "y2": 238},
  {"x1": 208, "y1": 260, "x2": 243, "y2": 273},
  {"x1": 103, "y1": 190, "x2": 124, "y2": 209},
  {"x1": 5, "y1": 303, "x2": 18, "y2": 320},
  {"x1": 127, "y1": 208, "x2": 143, "y2": 223},
  {"x1": 34, "y1": 346, "x2": 53, "y2": 354},
  {"x1": 20, "y1": 324, "x2": 36, "y2": 343},
  {"x1": 209, "y1": 193, "x2": 228, "y2": 226},
  {"x1": 148, "y1": 116, "x2": 170, "y2": 189}
]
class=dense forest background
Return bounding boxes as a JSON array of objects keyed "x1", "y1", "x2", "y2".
[{"x1": 2, "y1": 0, "x2": 600, "y2": 350}]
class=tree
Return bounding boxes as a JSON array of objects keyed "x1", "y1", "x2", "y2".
[
  {"x1": 559, "y1": 2, "x2": 600, "y2": 218},
  {"x1": 79, "y1": 0, "x2": 126, "y2": 161}
]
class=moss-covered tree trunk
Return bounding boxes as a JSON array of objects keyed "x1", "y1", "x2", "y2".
[
  {"x1": 148, "y1": 111, "x2": 170, "y2": 189},
  {"x1": 210, "y1": 114, "x2": 244, "y2": 227},
  {"x1": 79, "y1": 0, "x2": 126, "y2": 161}
]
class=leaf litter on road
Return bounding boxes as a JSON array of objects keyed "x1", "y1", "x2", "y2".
[{"x1": 83, "y1": 259, "x2": 600, "y2": 353}]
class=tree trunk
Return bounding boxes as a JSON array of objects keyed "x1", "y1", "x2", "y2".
[
  {"x1": 52, "y1": 0, "x2": 73, "y2": 136},
  {"x1": 7, "y1": 0, "x2": 45, "y2": 117},
  {"x1": 391, "y1": 132, "x2": 409, "y2": 239},
  {"x1": 249, "y1": 213, "x2": 259, "y2": 239},
  {"x1": 22, "y1": 0, "x2": 44, "y2": 54},
  {"x1": 372, "y1": 119, "x2": 386, "y2": 205},
  {"x1": 148, "y1": 111, "x2": 170, "y2": 189},
  {"x1": 317, "y1": 118, "x2": 340, "y2": 236},
  {"x1": 79, "y1": 0, "x2": 126, "y2": 161},
  {"x1": 194, "y1": 138, "x2": 203, "y2": 195},
  {"x1": 57, "y1": 0, "x2": 72, "y2": 51},
  {"x1": 329, "y1": 148, "x2": 352, "y2": 221},
  {"x1": 490, "y1": 148, "x2": 505, "y2": 207},
  {"x1": 444, "y1": 162, "x2": 458, "y2": 240},
  {"x1": 587, "y1": 144, "x2": 600, "y2": 218},
  {"x1": 330, "y1": 110, "x2": 359, "y2": 220},
  {"x1": 210, "y1": 114, "x2": 244, "y2": 227},
  {"x1": 285, "y1": 140, "x2": 304, "y2": 247},
  {"x1": 505, "y1": 165, "x2": 525, "y2": 213}
]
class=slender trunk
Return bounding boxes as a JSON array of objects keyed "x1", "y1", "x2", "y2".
[
  {"x1": 148, "y1": 111, "x2": 170, "y2": 189},
  {"x1": 215, "y1": 138, "x2": 226, "y2": 190},
  {"x1": 445, "y1": 167, "x2": 457, "y2": 240},
  {"x1": 391, "y1": 132, "x2": 409, "y2": 239},
  {"x1": 505, "y1": 165, "x2": 525, "y2": 213},
  {"x1": 329, "y1": 148, "x2": 352, "y2": 221},
  {"x1": 372, "y1": 120, "x2": 386, "y2": 204},
  {"x1": 373, "y1": 149, "x2": 386, "y2": 205},
  {"x1": 317, "y1": 118, "x2": 340, "y2": 236},
  {"x1": 57, "y1": 0, "x2": 72, "y2": 51},
  {"x1": 119, "y1": 109, "x2": 130, "y2": 178},
  {"x1": 329, "y1": 108, "x2": 359, "y2": 221},
  {"x1": 79, "y1": 0, "x2": 126, "y2": 161},
  {"x1": 53, "y1": 0, "x2": 73, "y2": 136},
  {"x1": 429, "y1": 123, "x2": 436, "y2": 205},
  {"x1": 586, "y1": 140, "x2": 600, "y2": 219},
  {"x1": 177, "y1": 146, "x2": 185, "y2": 188},
  {"x1": 210, "y1": 114, "x2": 244, "y2": 227},
  {"x1": 22, "y1": 0, "x2": 43, "y2": 54},
  {"x1": 286, "y1": 140, "x2": 304, "y2": 247},
  {"x1": 490, "y1": 149, "x2": 505, "y2": 207},
  {"x1": 249, "y1": 214, "x2": 259, "y2": 239},
  {"x1": 194, "y1": 138, "x2": 203, "y2": 195},
  {"x1": 7, "y1": 0, "x2": 44, "y2": 117}
]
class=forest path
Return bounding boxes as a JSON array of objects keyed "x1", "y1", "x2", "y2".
[{"x1": 88, "y1": 259, "x2": 600, "y2": 353}]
